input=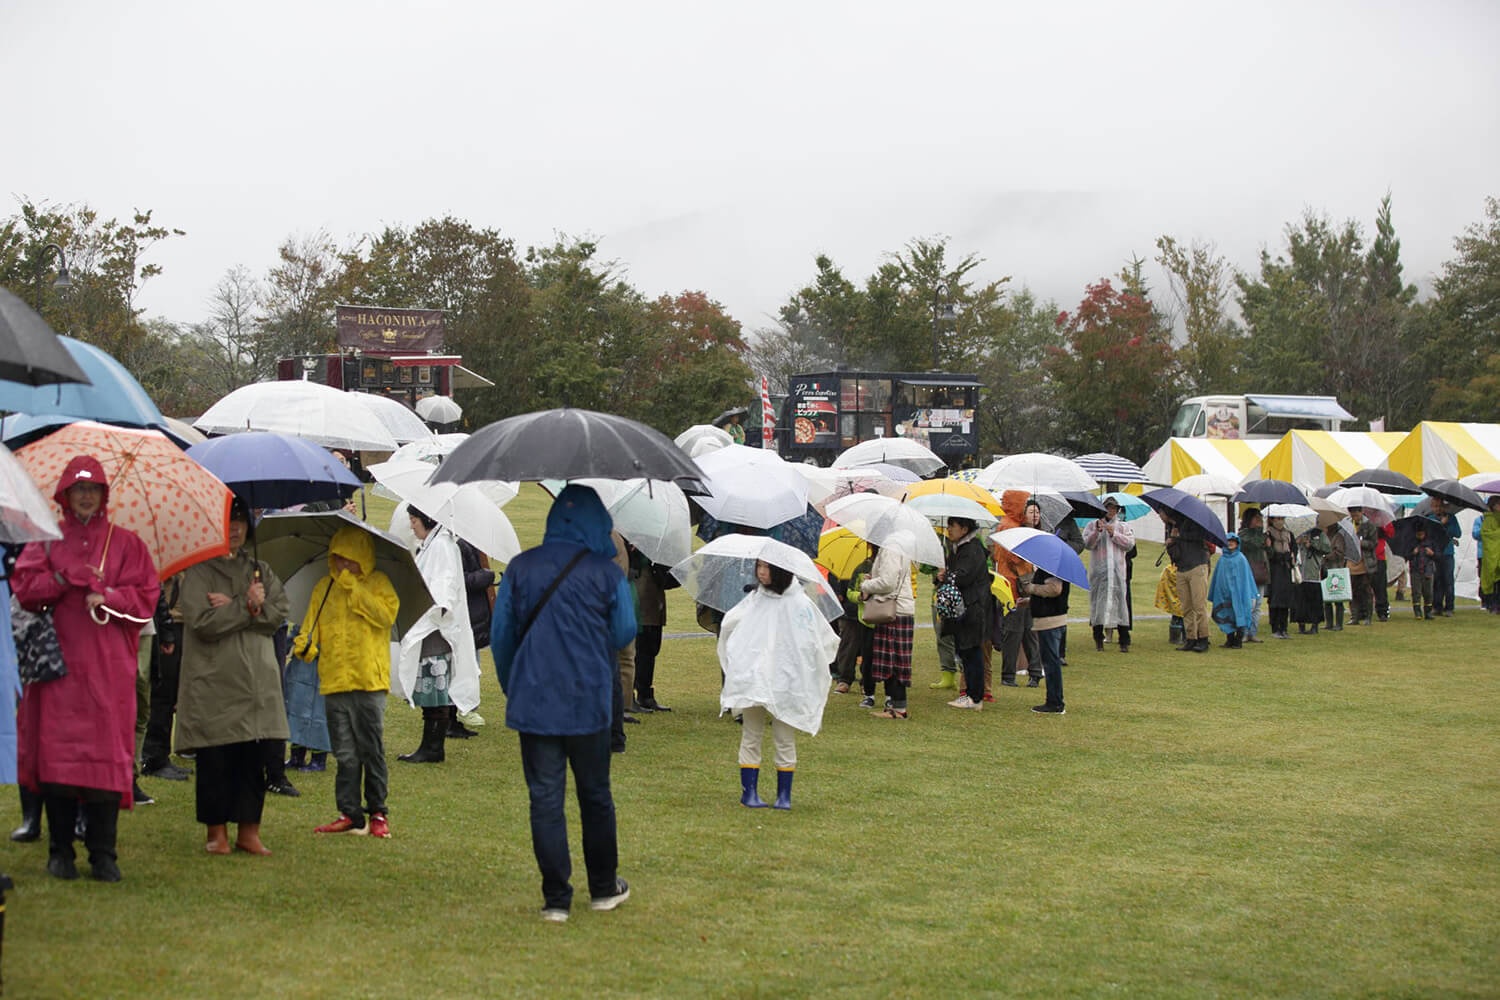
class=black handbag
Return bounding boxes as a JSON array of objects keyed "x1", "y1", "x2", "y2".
[{"x1": 12, "y1": 594, "x2": 65, "y2": 686}]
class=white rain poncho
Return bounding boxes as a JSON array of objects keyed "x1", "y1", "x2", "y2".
[
  {"x1": 717, "y1": 585, "x2": 840, "y2": 736},
  {"x1": 394, "y1": 526, "x2": 481, "y2": 712}
]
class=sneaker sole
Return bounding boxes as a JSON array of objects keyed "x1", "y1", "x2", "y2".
[
  {"x1": 541, "y1": 909, "x2": 570, "y2": 923},
  {"x1": 591, "y1": 886, "x2": 630, "y2": 911}
]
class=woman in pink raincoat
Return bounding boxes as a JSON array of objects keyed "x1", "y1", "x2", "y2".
[{"x1": 11, "y1": 455, "x2": 160, "y2": 882}]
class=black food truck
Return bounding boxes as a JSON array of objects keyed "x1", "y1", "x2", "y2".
[{"x1": 774, "y1": 370, "x2": 984, "y2": 468}]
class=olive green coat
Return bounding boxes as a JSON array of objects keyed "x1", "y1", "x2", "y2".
[{"x1": 174, "y1": 549, "x2": 291, "y2": 752}]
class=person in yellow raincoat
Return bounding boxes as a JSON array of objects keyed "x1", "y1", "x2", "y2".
[
  {"x1": 291, "y1": 524, "x2": 400, "y2": 838},
  {"x1": 1155, "y1": 546, "x2": 1185, "y2": 647}
]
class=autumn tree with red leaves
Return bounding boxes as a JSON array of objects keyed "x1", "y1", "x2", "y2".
[{"x1": 1045, "y1": 274, "x2": 1178, "y2": 462}]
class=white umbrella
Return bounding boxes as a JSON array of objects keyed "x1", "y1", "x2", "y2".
[
  {"x1": 195, "y1": 380, "x2": 399, "y2": 452},
  {"x1": 903, "y1": 493, "x2": 999, "y2": 527},
  {"x1": 1172, "y1": 473, "x2": 1242, "y2": 498},
  {"x1": 670, "y1": 534, "x2": 842, "y2": 621},
  {"x1": 370, "y1": 458, "x2": 521, "y2": 563},
  {"x1": 543, "y1": 477, "x2": 693, "y2": 568},
  {"x1": 1262, "y1": 503, "x2": 1315, "y2": 519},
  {"x1": 674, "y1": 424, "x2": 733, "y2": 458},
  {"x1": 693, "y1": 444, "x2": 809, "y2": 529},
  {"x1": 415, "y1": 395, "x2": 462, "y2": 424},
  {"x1": 825, "y1": 493, "x2": 946, "y2": 567},
  {"x1": 1326, "y1": 486, "x2": 1396, "y2": 527},
  {"x1": 796, "y1": 465, "x2": 910, "y2": 512},
  {"x1": 974, "y1": 453, "x2": 1099, "y2": 493},
  {"x1": 354, "y1": 392, "x2": 433, "y2": 445},
  {"x1": 390, "y1": 432, "x2": 469, "y2": 466},
  {"x1": 834, "y1": 438, "x2": 946, "y2": 477},
  {"x1": 0, "y1": 442, "x2": 61, "y2": 544},
  {"x1": 368, "y1": 458, "x2": 518, "y2": 508}
]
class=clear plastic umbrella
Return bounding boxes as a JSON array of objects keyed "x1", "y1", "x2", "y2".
[
  {"x1": 693, "y1": 445, "x2": 809, "y2": 529},
  {"x1": 797, "y1": 465, "x2": 910, "y2": 512},
  {"x1": 542, "y1": 477, "x2": 693, "y2": 568},
  {"x1": 414, "y1": 395, "x2": 462, "y2": 424},
  {"x1": 195, "y1": 380, "x2": 399, "y2": 452},
  {"x1": 390, "y1": 433, "x2": 469, "y2": 466},
  {"x1": 368, "y1": 458, "x2": 518, "y2": 508},
  {"x1": 0, "y1": 442, "x2": 61, "y2": 544},
  {"x1": 825, "y1": 493, "x2": 945, "y2": 567},
  {"x1": 903, "y1": 493, "x2": 999, "y2": 527},
  {"x1": 974, "y1": 453, "x2": 1099, "y2": 493},
  {"x1": 1326, "y1": 486, "x2": 1396, "y2": 527},
  {"x1": 674, "y1": 424, "x2": 733, "y2": 459},
  {"x1": 369, "y1": 459, "x2": 521, "y2": 563},
  {"x1": 354, "y1": 392, "x2": 433, "y2": 446},
  {"x1": 833, "y1": 438, "x2": 946, "y2": 477},
  {"x1": 670, "y1": 534, "x2": 842, "y2": 621}
]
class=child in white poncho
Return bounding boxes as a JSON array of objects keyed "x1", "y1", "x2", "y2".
[{"x1": 718, "y1": 560, "x2": 840, "y2": 811}]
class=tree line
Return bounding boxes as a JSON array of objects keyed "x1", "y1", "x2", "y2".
[{"x1": 2, "y1": 194, "x2": 1496, "y2": 463}]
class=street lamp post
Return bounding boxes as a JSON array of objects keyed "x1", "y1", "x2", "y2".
[
  {"x1": 33, "y1": 243, "x2": 72, "y2": 312},
  {"x1": 931, "y1": 282, "x2": 956, "y2": 369}
]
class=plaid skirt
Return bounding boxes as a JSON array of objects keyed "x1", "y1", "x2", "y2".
[{"x1": 871, "y1": 616, "x2": 915, "y2": 685}]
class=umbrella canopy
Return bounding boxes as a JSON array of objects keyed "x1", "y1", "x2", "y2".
[
  {"x1": 1329, "y1": 517, "x2": 1362, "y2": 559},
  {"x1": 900, "y1": 477, "x2": 1004, "y2": 517},
  {"x1": 369, "y1": 458, "x2": 519, "y2": 508},
  {"x1": 903, "y1": 493, "x2": 999, "y2": 527},
  {"x1": 161, "y1": 416, "x2": 207, "y2": 447},
  {"x1": 0, "y1": 336, "x2": 164, "y2": 429},
  {"x1": 387, "y1": 488, "x2": 522, "y2": 565},
  {"x1": 1420, "y1": 477, "x2": 1487, "y2": 514},
  {"x1": 1072, "y1": 452, "x2": 1146, "y2": 484},
  {"x1": 356, "y1": 393, "x2": 432, "y2": 446},
  {"x1": 693, "y1": 445, "x2": 809, "y2": 529},
  {"x1": 0, "y1": 288, "x2": 92, "y2": 388},
  {"x1": 1340, "y1": 467, "x2": 1419, "y2": 495},
  {"x1": 1027, "y1": 490, "x2": 1076, "y2": 533},
  {"x1": 989, "y1": 527, "x2": 1090, "y2": 590},
  {"x1": 1325, "y1": 486, "x2": 1396, "y2": 526},
  {"x1": 188, "y1": 432, "x2": 363, "y2": 510},
  {"x1": 711, "y1": 407, "x2": 749, "y2": 428},
  {"x1": 390, "y1": 432, "x2": 469, "y2": 466},
  {"x1": 799, "y1": 465, "x2": 911, "y2": 512},
  {"x1": 415, "y1": 395, "x2": 462, "y2": 424},
  {"x1": 815, "y1": 527, "x2": 871, "y2": 580},
  {"x1": 430, "y1": 408, "x2": 709, "y2": 495},
  {"x1": 1233, "y1": 479, "x2": 1309, "y2": 505},
  {"x1": 255, "y1": 510, "x2": 433, "y2": 635},
  {"x1": 674, "y1": 424, "x2": 733, "y2": 459},
  {"x1": 670, "y1": 533, "x2": 842, "y2": 621},
  {"x1": 1458, "y1": 471, "x2": 1500, "y2": 494},
  {"x1": 0, "y1": 442, "x2": 62, "y2": 544},
  {"x1": 1099, "y1": 491, "x2": 1151, "y2": 521},
  {"x1": 195, "y1": 380, "x2": 400, "y2": 452},
  {"x1": 1389, "y1": 513, "x2": 1446, "y2": 560},
  {"x1": 1063, "y1": 490, "x2": 1110, "y2": 519},
  {"x1": 974, "y1": 453, "x2": 1099, "y2": 494},
  {"x1": 1140, "y1": 487, "x2": 1230, "y2": 546},
  {"x1": 542, "y1": 478, "x2": 693, "y2": 568},
  {"x1": 825, "y1": 493, "x2": 945, "y2": 567},
  {"x1": 17, "y1": 421, "x2": 232, "y2": 578},
  {"x1": 1262, "y1": 503, "x2": 1316, "y2": 520},
  {"x1": 833, "y1": 438, "x2": 946, "y2": 477},
  {"x1": 1173, "y1": 472, "x2": 1242, "y2": 498}
]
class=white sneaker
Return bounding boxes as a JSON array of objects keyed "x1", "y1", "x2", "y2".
[
  {"x1": 458, "y1": 710, "x2": 486, "y2": 728},
  {"x1": 590, "y1": 878, "x2": 630, "y2": 911},
  {"x1": 541, "y1": 908, "x2": 569, "y2": 923},
  {"x1": 947, "y1": 695, "x2": 981, "y2": 710}
]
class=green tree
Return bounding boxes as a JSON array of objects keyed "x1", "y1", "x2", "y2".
[
  {"x1": 1426, "y1": 196, "x2": 1500, "y2": 420},
  {"x1": 259, "y1": 231, "x2": 343, "y2": 362},
  {"x1": 974, "y1": 288, "x2": 1063, "y2": 455},
  {"x1": 1155, "y1": 235, "x2": 1243, "y2": 393}
]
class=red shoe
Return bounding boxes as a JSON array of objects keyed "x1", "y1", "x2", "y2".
[
  {"x1": 368, "y1": 813, "x2": 390, "y2": 839},
  {"x1": 314, "y1": 814, "x2": 368, "y2": 835},
  {"x1": 982, "y1": 693, "x2": 995, "y2": 703}
]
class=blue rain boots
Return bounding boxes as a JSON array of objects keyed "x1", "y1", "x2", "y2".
[
  {"x1": 739, "y1": 767, "x2": 769, "y2": 808},
  {"x1": 773, "y1": 769, "x2": 794, "y2": 810}
]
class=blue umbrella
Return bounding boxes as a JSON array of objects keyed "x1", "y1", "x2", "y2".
[
  {"x1": 1140, "y1": 487, "x2": 1230, "y2": 546},
  {"x1": 0, "y1": 336, "x2": 165, "y2": 428},
  {"x1": 990, "y1": 527, "x2": 1090, "y2": 590},
  {"x1": 0, "y1": 411, "x2": 200, "y2": 451},
  {"x1": 188, "y1": 432, "x2": 362, "y2": 510},
  {"x1": 1233, "y1": 479, "x2": 1309, "y2": 505}
]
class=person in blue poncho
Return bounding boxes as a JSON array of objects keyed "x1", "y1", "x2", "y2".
[
  {"x1": 1208, "y1": 533, "x2": 1259, "y2": 649},
  {"x1": 490, "y1": 485, "x2": 637, "y2": 924}
]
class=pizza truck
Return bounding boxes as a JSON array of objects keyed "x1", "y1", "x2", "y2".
[{"x1": 774, "y1": 369, "x2": 984, "y2": 467}]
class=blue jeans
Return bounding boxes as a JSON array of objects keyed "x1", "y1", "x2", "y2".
[
  {"x1": 518, "y1": 729, "x2": 619, "y2": 911},
  {"x1": 1246, "y1": 588, "x2": 1263, "y2": 639},
  {"x1": 1436, "y1": 553, "x2": 1456, "y2": 612},
  {"x1": 1037, "y1": 627, "x2": 1064, "y2": 709}
]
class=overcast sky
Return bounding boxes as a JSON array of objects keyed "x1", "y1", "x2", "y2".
[{"x1": 6, "y1": 0, "x2": 1498, "y2": 338}]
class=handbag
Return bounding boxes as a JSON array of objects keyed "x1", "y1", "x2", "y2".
[
  {"x1": 12, "y1": 594, "x2": 66, "y2": 685},
  {"x1": 934, "y1": 580, "x2": 966, "y2": 619},
  {"x1": 861, "y1": 593, "x2": 899, "y2": 625}
]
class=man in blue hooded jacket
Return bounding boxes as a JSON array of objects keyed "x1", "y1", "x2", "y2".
[{"x1": 491, "y1": 485, "x2": 637, "y2": 922}]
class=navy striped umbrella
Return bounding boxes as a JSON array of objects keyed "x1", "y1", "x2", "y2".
[{"x1": 1073, "y1": 452, "x2": 1145, "y2": 484}]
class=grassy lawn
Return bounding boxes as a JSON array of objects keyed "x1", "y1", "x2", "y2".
[{"x1": 5, "y1": 487, "x2": 1496, "y2": 998}]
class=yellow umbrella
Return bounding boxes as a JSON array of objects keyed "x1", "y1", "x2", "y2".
[
  {"x1": 901, "y1": 477, "x2": 1004, "y2": 517},
  {"x1": 815, "y1": 526, "x2": 871, "y2": 579}
]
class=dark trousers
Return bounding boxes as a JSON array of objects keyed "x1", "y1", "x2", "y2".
[
  {"x1": 634, "y1": 625, "x2": 663, "y2": 700},
  {"x1": 958, "y1": 644, "x2": 985, "y2": 706},
  {"x1": 1092, "y1": 624, "x2": 1131, "y2": 649},
  {"x1": 194, "y1": 740, "x2": 267, "y2": 825},
  {"x1": 611, "y1": 670, "x2": 626, "y2": 751},
  {"x1": 834, "y1": 617, "x2": 873, "y2": 685},
  {"x1": 998, "y1": 606, "x2": 1037, "y2": 683},
  {"x1": 43, "y1": 785, "x2": 117, "y2": 865},
  {"x1": 325, "y1": 691, "x2": 388, "y2": 824},
  {"x1": 1350, "y1": 572, "x2": 1374, "y2": 621},
  {"x1": 1038, "y1": 627, "x2": 1064, "y2": 709},
  {"x1": 1373, "y1": 560, "x2": 1389, "y2": 617},
  {"x1": 140, "y1": 641, "x2": 182, "y2": 768},
  {"x1": 262, "y1": 738, "x2": 288, "y2": 785},
  {"x1": 1435, "y1": 553, "x2": 1456, "y2": 612},
  {"x1": 1324, "y1": 602, "x2": 1345, "y2": 628},
  {"x1": 1269, "y1": 607, "x2": 1290, "y2": 634},
  {"x1": 518, "y1": 729, "x2": 618, "y2": 912}
]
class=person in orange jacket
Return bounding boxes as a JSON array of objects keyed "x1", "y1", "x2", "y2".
[{"x1": 988, "y1": 491, "x2": 1041, "y2": 693}]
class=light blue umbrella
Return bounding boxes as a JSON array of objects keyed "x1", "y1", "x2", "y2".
[
  {"x1": 1079, "y1": 491, "x2": 1152, "y2": 523},
  {"x1": 0, "y1": 336, "x2": 165, "y2": 428}
]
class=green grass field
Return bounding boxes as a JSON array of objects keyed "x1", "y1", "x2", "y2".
[{"x1": 5, "y1": 487, "x2": 1497, "y2": 999}]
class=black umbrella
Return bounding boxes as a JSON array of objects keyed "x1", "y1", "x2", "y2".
[
  {"x1": 1389, "y1": 514, "x2": 1446, "y2": 561},
  {"x1": 1420, "y1": 478, "x2": 1487, "y2": 514},
  {"x1": 0, "y1": 287, "x2": 91, "y2": 387},
  {"x1": 1060, "y1": 490, "x2": 1107, "y2": 518},
  {"x1": 1232, "y1": 479, "x2": 1309, "y2": 505},
  {"x1": 711, "y1": 406, "x2": 749, "y2": 428},
  {"x1": 1140, "y1": 487, "x2": 1230, "y2": 546},
  {"x1": 432, "y1": 408, "x2": 711, "y2": 495},
  {"x1": 1340, "y1": 468, "x2": 1419, "y2": 495}
]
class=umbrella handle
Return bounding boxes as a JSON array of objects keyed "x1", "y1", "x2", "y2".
[{"x1": 90, "y1": 604, "x2": 152, "y2": 626}]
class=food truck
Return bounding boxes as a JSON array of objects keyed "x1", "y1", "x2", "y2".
[{"x1": 775, "y1": 370, "x2": 984, "y2": 467}]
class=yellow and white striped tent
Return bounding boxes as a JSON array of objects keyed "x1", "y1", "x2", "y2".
[
  {"x1": 1245, "y1": 430, "x2": 1408, "y2": 487},
  {"x1": 1140, "y1": 437, "x2": 1277, "y2": 488},
  {"x1": 1384, "y1": 422, "x2": 1500, "y2": 481}
]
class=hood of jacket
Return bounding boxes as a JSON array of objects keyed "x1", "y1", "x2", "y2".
[
  {"x1": 54, "y1": 454, "x2": 110, "y2": 511},
  {"x1": 328, "y1": 522, "x2": 376, "y2": 575},
  {"x1": 544, "y1": 485, "x2": 615, "y2": 557},
  {"x1": 999, "y1": 489, "x2": 1031, "y2": 529}
]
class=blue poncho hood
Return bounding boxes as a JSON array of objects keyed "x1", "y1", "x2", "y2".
[{"x1": 543, "y1": 484, "x2": 616, "y2": 557}]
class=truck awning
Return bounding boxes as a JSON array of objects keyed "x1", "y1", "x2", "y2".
[
  {"x1": 896, "y1": 376, "x2": 986, "y2": 388},
  {"x1": 387, "y1": 355, "x2": 494, "y2": 389},
  {"x1": 1246, "y1": 395, "x2": 1354, "y2": 421}
]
